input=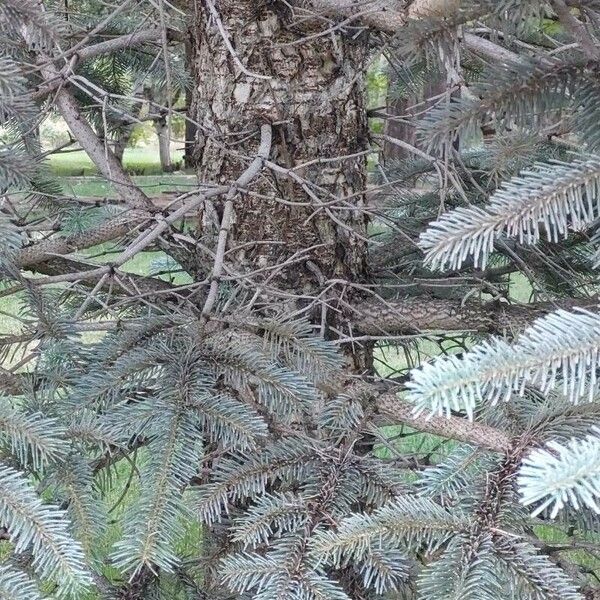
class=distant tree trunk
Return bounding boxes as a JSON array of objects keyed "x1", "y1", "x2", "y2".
[
  {"x1": 384, "y1": 65, "x2": 446, "y2": 161},
  {"x1": 384, "y1": 71, "x2": 418, "y2": 162},
  {"x1": 184, "y1": 39, "x2": 197, "y2": 169},
  {"x1": 190, "y1": 2, "x2": 370, "y2": 366},
  {"x1": 112, "y1": 89, "x2": 146, "y2": 165},
  {"x1": 113, "y1": 125, "x2": 133, "y2": 164},
  {"x1": 154, "y1": 113, "x2": 172, "y2": 172}
]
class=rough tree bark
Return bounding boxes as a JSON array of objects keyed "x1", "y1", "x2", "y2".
[{"x1": 190, "y1": 1, "x2": 370, "y2": 357}]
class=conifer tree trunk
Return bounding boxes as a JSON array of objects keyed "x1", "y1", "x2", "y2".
[
  {"x1": 189, "y1": 8, "x2": 373, "y2": 590},
  {"x1": 190, "y1": 1, "x2": 371, "y2": 367}
]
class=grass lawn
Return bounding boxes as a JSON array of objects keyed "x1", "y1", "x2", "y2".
[
  {"x1": 50, "y1": 146, "x2": 186, "y2": 177},
  {"x1": 60, "y1": 174, "x2": 199, "y2": 198},
  {"x1": 53, "y1": 146, "x2": 196, "y2": 198}
]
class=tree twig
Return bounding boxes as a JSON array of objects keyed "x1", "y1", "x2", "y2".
[
  {"x1": 551, "y1": 0, "x2": 600, "y2": 60},
  {"x1": 201, "y1": 124, "x2": 273, "y2": 319}
]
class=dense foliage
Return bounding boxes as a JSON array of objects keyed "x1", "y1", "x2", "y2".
[{"x1": 0, "y1": 0, "x2": 600, "y2": 598}]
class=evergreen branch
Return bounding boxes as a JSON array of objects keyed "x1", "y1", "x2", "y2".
[
  {"x1": 77, "y1": 30, "x2": 167, "y2": 63},
  {"x1": 320, "y1": 391, "x2": 365, "y2": 441},
  {"x1": 110, "y1": 404, "x2": 202, "y2": 574},
  {"x1": 0, "y1": 564, "x2": 41, "y2": 600},
  {"x1": 293, "y1": 0, "x2": 525, "y2": 68},
  {"x1": 203, "y1": 332, "x2": 317, "y2": 418},
  {"x1": 550, "y1": 0, "x2": 600, "y2": 61},
  {"x1": 16, "y1": 209, "x2": 152, "y2": 268},
  {"x1": 527, "y1": 399, "x2": 600, "y2": 444},
  {"x1": 418, "y1": 58, "x2": 586, "y2": 152},
  {"x1": 462, "y1": 32, "x2": 524, "y2": 65},
  {"x1": 38, "y1": 60, "x2": 156, "y2": 211},
  {"x1": 187, "y1": 389, "x2": 268, "y2": 451},
  {"x1": 196, "y1": 440, "x2": 315, "y2": 524},
  {"x1": 69, "y1": 340, "x2": 165, "y2": 407},
  {"x1": 0, "y1": 214, "x2": 22, "y2": 260},
  {"x1": 0, "y1": 463, "x2": 91, "y2": 597},
  {"x1": 223, "y1": 536, "x2": 352, "y2": 599},
  {"x1": 407, "y1": 308, "x2": 600, "y2": 418},
  {"x1": 575, "y1": 80, "x2": 600, "y2": 152},
  {"x1": 417, "y1": 445, "x2": 497, "y2": 499},
  {"x1": 55, "y1": 456, "x2": 106, "y2": 562},
  {"x1": 219, "y1": 553, "x2": 287, "y2": 595},
  {"x1": 30, "y1": 256, "x2": 176, "y2": 299},
  {"x1": 0, "y1": 149, "x2": 36, "y2": 190},
  {"x1": 359, "y1": 548, "x2": 409, "y2": 595},
  {"x1": 0, "y1": 0, "x2": 65, "y2": 50},
  {"x1": 0, "y1": 56, "x2": 36, "y2": 124},
  {"x1": 256, "y1": 317, "x2": 343, "y2": 382},
  {"x1": 418, "y1": 534, "x2": 502, "y2": 600},
  {"x1": 292, "y1": 569, "x2": 352, "y2": 600},
  {"x1": 420, "y1": 156, "x2": 600, "y2": 271},
  {"x1": 518, "y1": 428, "x2": 600, "y2": 517},
  {"x1": 230, "y1": 492, "x2": 308, "y2": 549},
  {"x1": 310, "y1": 496, "x2": 470, "y2": 565},
  {"x1": 493, "y1": 537, "x2": 583, "y2": 600},
  {"x1": 0, "y1": 403, "x2": 68, "y2": 470}
]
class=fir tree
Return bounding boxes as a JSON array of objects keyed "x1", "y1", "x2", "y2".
[{"x1": 0, "y1": 0, "x2": 600, "y2": 598}]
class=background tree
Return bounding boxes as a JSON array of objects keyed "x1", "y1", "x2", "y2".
[{"x1": 0, "y1": 0, "x2": 600, "y2": 599}]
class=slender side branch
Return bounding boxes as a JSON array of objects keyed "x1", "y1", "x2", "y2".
[
  {"x1": 31, "y1": 257, "x2": 178, "y2": 297},
  {"x1": 551, "y1": 0, "x2": 600, "y2": 60},
  {"x1": 76, "y1": 29, "x2": 166, "y2": 62},
  {"x1": 32, "y1": 29, "x2": 168, "y2": 100},
  {"x1": 294, "y1": 0, "x2": 407, "y2": 31},
  {"x1": 462, "y1": 33, "x2": 524, "y2": 65},
  {"x1": 294, "y1": 1, "x2": 525, "y2": 65},
  {"x1": 201, "y1": 124, "x2": 273, "y2": 318}
]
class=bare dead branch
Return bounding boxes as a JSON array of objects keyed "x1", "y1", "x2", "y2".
[
  {"x1": 201, "y1": 124, "x2": 273, "y2": 318},
  {"x1": 551, "y1": 0, "x2": 600, "y2": 60}
]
